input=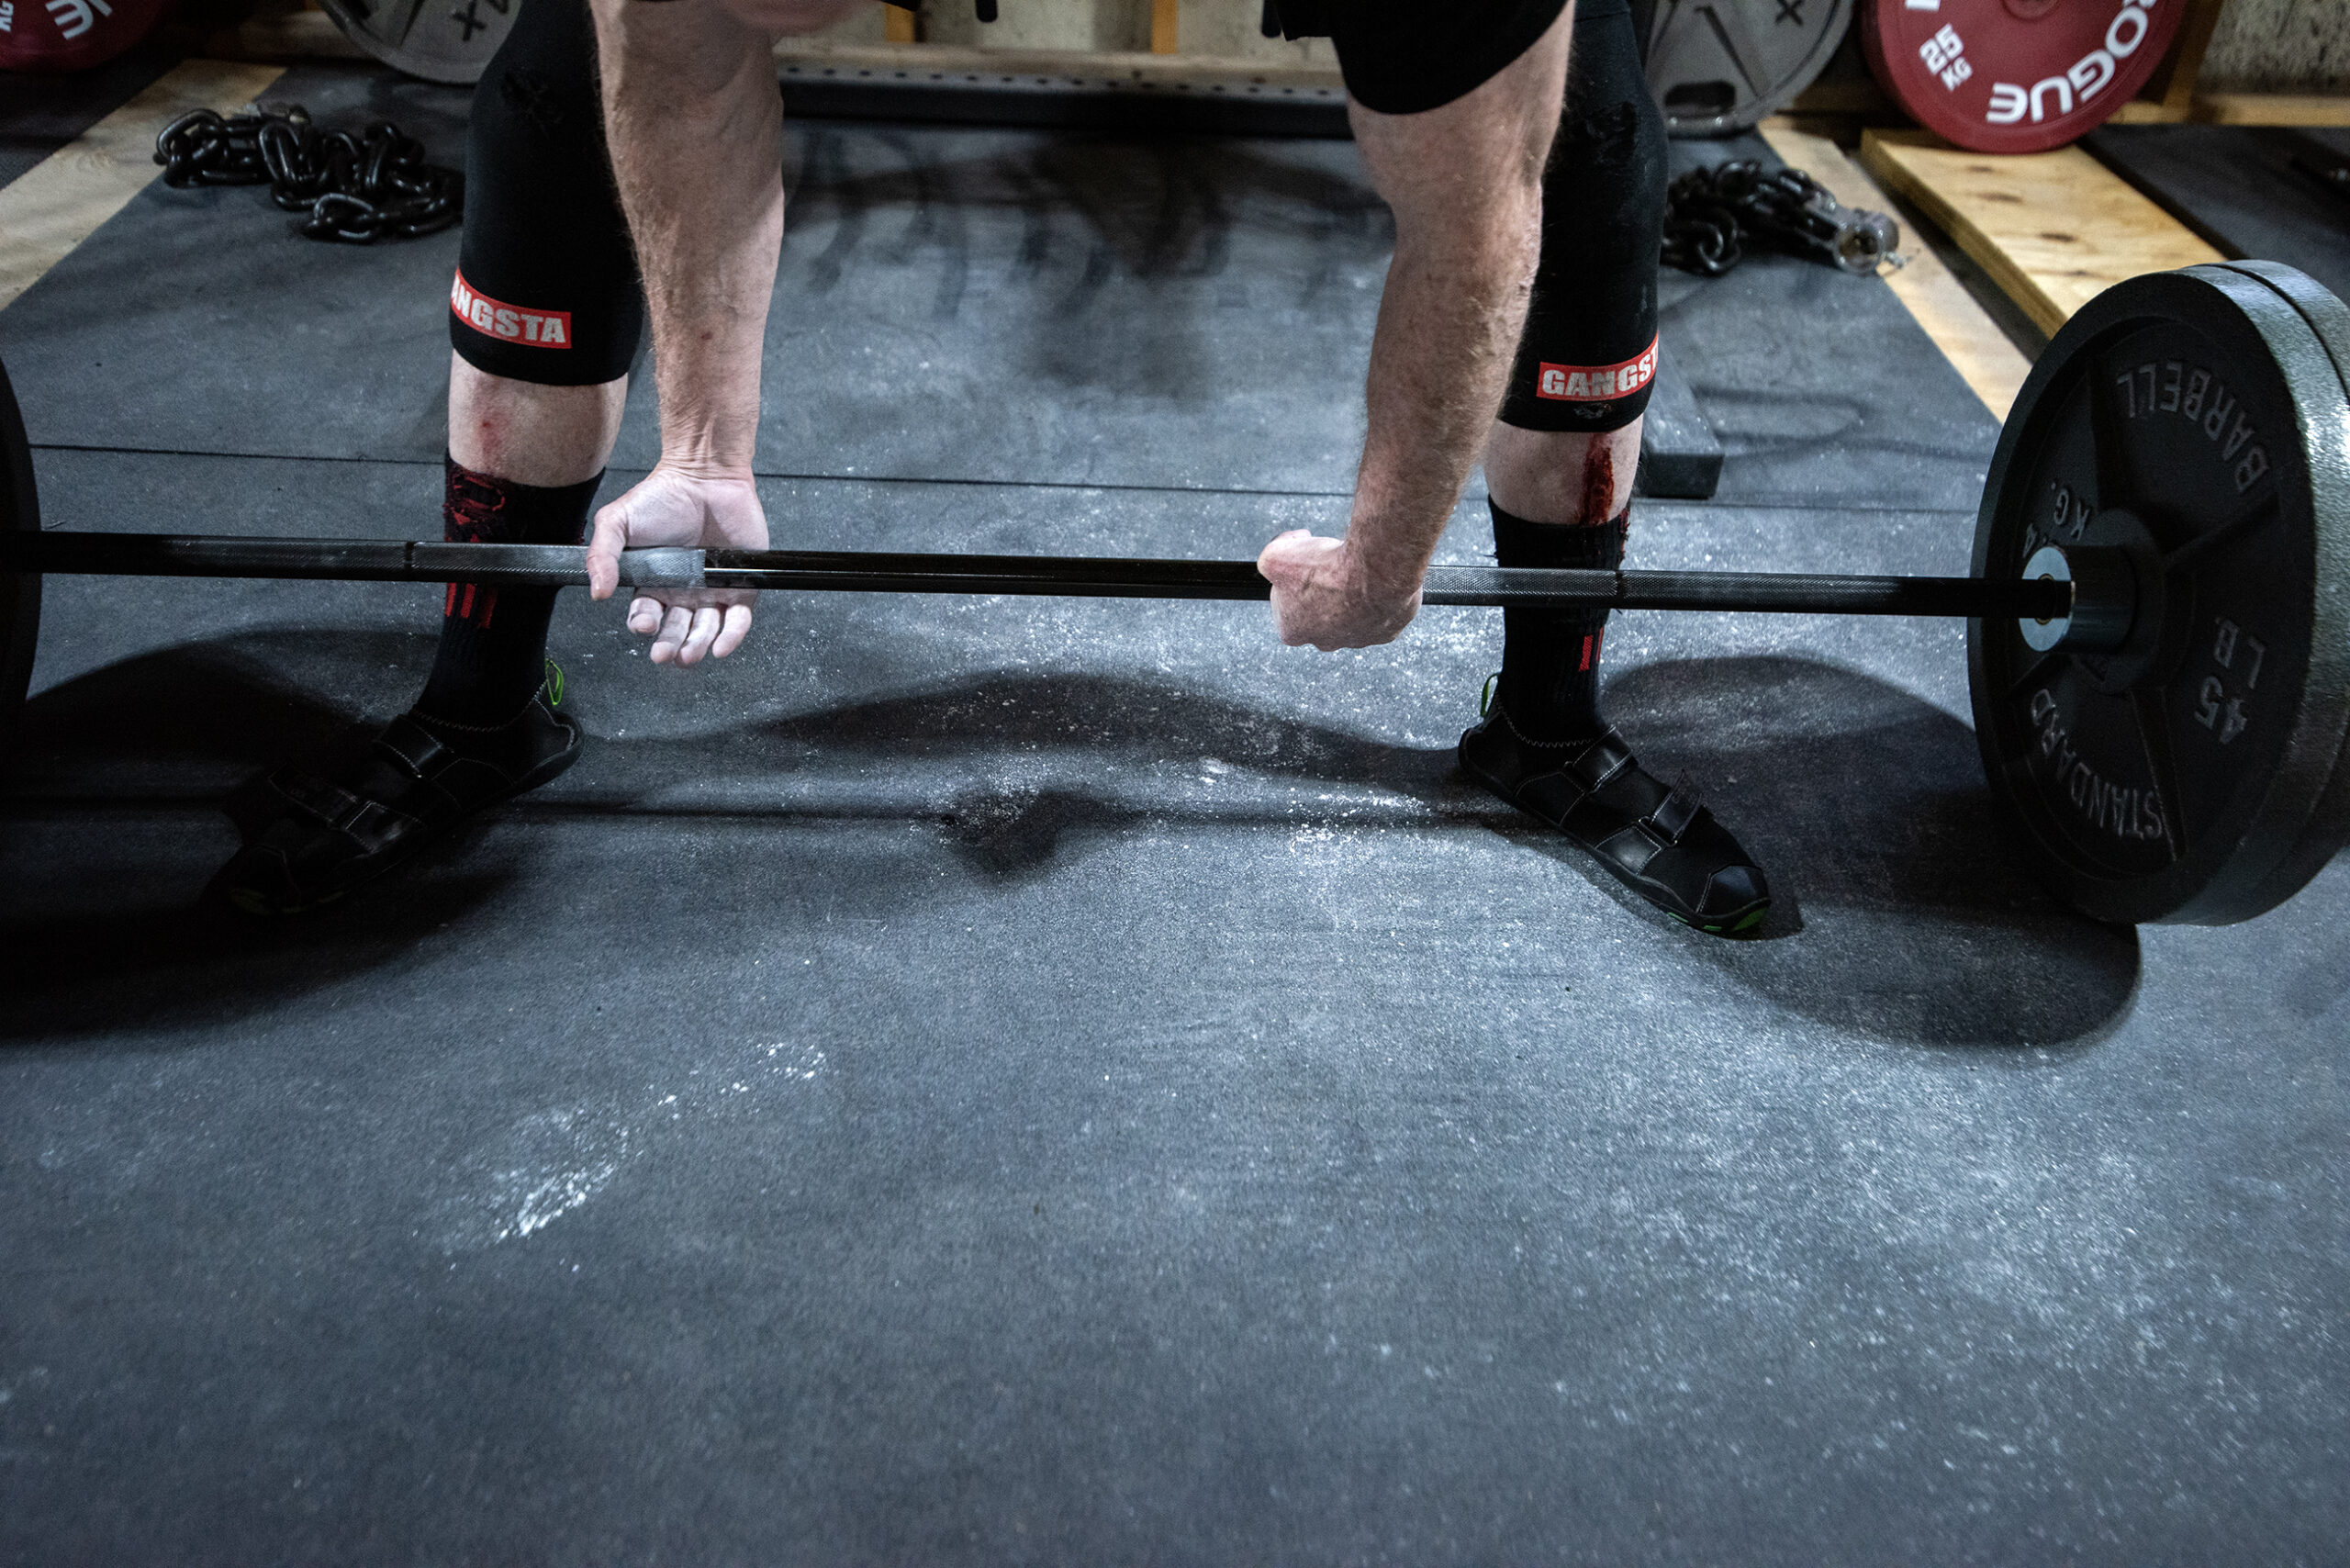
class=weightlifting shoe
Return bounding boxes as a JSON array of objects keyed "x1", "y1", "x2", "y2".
[
  {"x1": 208, "y1": 666, "x2": 581, "y2": 915},
  {"x1": 1459, "y1": 700, "x2": 1770, "y2": 936}
]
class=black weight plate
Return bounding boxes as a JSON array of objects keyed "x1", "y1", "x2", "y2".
[
  {"x1": 1645, "y1": 0, "x2": 1852, "y2": 139},
  {"x1": 0, "y1": 353, "x2": 40, "y2": 767},
  {"x1": 1968, "y1": 264, "x2": 2350, "y2": 926},
  {"x1": 320, "y1": 0, "x2": 517, "y2": 85},
  {"x1": 2204, "y1": 260, "x2": 2350, "y2": 920}
]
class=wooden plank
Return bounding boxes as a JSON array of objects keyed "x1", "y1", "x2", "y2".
[
  {"x1": 1858, "y1": 128, "x2": 2224, "y2": 339},
  {"x1": 2140, "y1": 0, "x2": 2231, "y2": 118},
  {"x1": 884, "y1": 6, "x2": 919, "y2": 45},
  {"x1": 1151, "y1": 0, "x2": 1180, "y2": 54},
  {"x1": 1760, "y1": 120, "x2": 2035, "y2": 420},
  {"x1": 0, "y1": 60, "x2": 287, "y2": 317},
  {"x1": 201, "y1": 11, "x2": 1348, "y2": 81},
  {"x1": 2192, "y1": 93, "x2": 2350, "y2": 127}
]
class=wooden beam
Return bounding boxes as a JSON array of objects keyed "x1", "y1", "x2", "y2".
[
  {"x1": 2191, "y1": 93, "x2": 2350, "y2": 126},
  {"x1": 2141, "y1": 0, "x2": 2230, "y2": 118},
  {"x1": 2108, "y1": 98, "x2": 2193, "y2": 125},
  {"x1": 1150, "y1": 0, "x2": 1180, "y2": 55},
  {"x1": 1859, "y1": 129, "x2": 2224, "y2": 339},
  {"x1": 200, "y1": 18, "x2": 1354, "y2": 85},
  {"x1": 1759, "y1": 120, "x2": 2033, "y2": 420},
  {"x1": 0, "y1": 61, "x2": 287, "y2": 316},
  {"x1": 884, "y1": 6, "x2": 919, "y2": 45}
]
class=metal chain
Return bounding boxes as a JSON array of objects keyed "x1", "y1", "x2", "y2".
[
  {"x1": 1662, "y1": 160, "x2": 1901, "y2": 279},
  {"x1": 152, "y1": 106, "x2": 463, "y2": 244}
]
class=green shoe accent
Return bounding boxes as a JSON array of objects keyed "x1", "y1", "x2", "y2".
[
  {"x1": 1479, "y1": 671, "x2": 1500, "y2": 719},
  {"x1": 543, "y1": 657, "x2": 565, "y2": 708}
]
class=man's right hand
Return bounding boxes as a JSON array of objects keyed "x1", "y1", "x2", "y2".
[
  {"x1": 1257, "y1": 529, "x2": 1424, "y2": 651},
  {"x1": 585, "y1": 464, "x2": 767, "y2": 667}
]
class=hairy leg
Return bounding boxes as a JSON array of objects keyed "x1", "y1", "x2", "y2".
[
  {"x1": 448, "y1": 353, "x2": 628, "y2": 486},
  {"x1": 1483, "y1": 419, "x2": 1643, "y2": 528}
]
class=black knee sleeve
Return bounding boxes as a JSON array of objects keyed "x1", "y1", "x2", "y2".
[
  {"x1": 1498, "y1": 0, "x2": 1668, "y2": 434},
  {"x1": 450, "y1": 0, "x2": 643, "y2": 386}
]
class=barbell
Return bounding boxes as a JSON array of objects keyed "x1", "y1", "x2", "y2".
[{"x1": 3, "y1": 261, "x2": 2346, "y2": 927}]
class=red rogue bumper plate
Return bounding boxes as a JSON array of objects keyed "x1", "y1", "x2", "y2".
[{"x1": 1862, "y1": 0, "x2": 2184, "y2": 153}]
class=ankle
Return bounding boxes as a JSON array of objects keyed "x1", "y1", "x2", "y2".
[
  {"x1": 1496, "y1": 678, "x2": 1607, "y2": 745},
  {"x1": 1491, "y1": 497, "x2": 1622, "y2": 742},
  {"x1": 422, "y1": 459, "x2": 599, "y2": 725}
]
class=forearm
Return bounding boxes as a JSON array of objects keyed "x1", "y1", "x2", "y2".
[
  {"x1": 1343, "y1": 17, "x2": 1568, "y2": 592},
  {"x1": 591, "y1": 0, "x2": 784, "y2": 476},
  {"x1": 1348, "y1": 211, "x2": 1543, "y2": 590}
]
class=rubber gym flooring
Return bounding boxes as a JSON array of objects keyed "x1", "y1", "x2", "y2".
[{"x1": 4, "y1": 64, "x2": 2347, "y2": 1565}]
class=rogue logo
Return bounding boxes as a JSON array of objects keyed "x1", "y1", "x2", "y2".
[
  {"x1": 1985, "y1": 0, "x2": 2153, "y2": 126},
  {"x1": 1536, "y1": 338, "x2": 1658, "y2": 402},
  {"x1": 45, "y1": 0, "x2": 111, "y2": 38},
  {"x1": 450, "y1": 271, "x2": 571, "y2": 348}
]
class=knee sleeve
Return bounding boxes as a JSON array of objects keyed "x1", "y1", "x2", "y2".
[
  {"x1": 450, "y1": 0, "x2": 643, "y2": 387},
  {"x1": 1498, "y1": 0, "x2": 1667, "y2": 434}
]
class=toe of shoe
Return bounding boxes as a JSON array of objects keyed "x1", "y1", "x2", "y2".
[
  {"x1": 208, "y1": 822, "x2": 370, "y2": 915},
  {"x1": 207, "y1": 843, "x2": 304, "y2": 915},
  {"x1": 1696, "y1": 862, "x2": 1770, "y2": 924}
]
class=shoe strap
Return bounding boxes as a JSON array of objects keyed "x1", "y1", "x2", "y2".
[
  {"x1": 1557, "y1": 740, "x2": 1701, "y2": 851},
  {"x1": 1561, "y1": 728, "x2": 1636, "y2": 796},
  {"x1": 1644, "y1": 786, "x2": 1702, "y2": 846},
  {"x1": 375, "y1": 713, "x2": 455, "y2": 782},
  {"x1": 265, "y1": 769, "x2": 418, "y2": 852}
]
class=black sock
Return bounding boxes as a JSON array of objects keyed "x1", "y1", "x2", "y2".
[
  {"x1": 416, "y1": 455, "x2": 602, "y2": 729},
  {"x1": 1491, "y1": 497, "x2": 1627, "y2": 744}
]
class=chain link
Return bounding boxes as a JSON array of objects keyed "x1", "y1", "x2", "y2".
[
  {"x1": 153, "y1": 105, "x2": 463, "y2": 244},
  {"x1": 1662, "y1": 160, "x2": 1900, "y2": 279}
]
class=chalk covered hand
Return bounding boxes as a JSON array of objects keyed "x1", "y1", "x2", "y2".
[
  {"x1": 1256, "y1": 529, "x2": 1424, "y2": 651},
  {"x1": 586, "y1": 465, "x2": 767, "y2": 667}
]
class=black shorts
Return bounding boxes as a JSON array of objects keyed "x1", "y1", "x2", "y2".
[{"x1": 1271, "y1": 0, "x2": 1572, "y2": 116}]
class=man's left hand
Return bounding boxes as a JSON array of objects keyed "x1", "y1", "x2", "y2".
[
  {"x1": 587, "y1": 464, "x2": 767, "y2": 667},
  {"x1": 1256, "y1": 529, "x2": 1424, "y2": 651}
]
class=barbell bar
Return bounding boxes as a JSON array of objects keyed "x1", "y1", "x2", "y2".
[
  {"x1": 0, "y1": 531, "x2": 2083, "y2": 625},
  {"x1": 5, "y1": 262, "x2": 2348, "y2": 929}
]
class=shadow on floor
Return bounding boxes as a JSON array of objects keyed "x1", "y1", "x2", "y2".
[
  {"x1": 1, "y1": 638, "x2": 2137, "y2": 1049},
  {"x1": 1589, "y1": 655, "x2": 2142, "y2": 1047}
]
